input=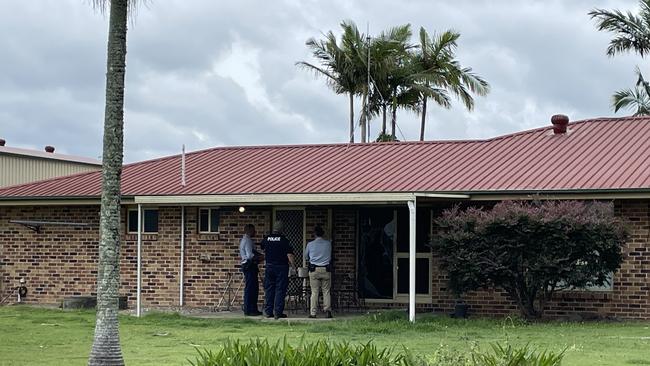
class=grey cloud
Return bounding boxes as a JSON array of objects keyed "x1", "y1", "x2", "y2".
[{"x1": 0, "y1": 0, "x2": 643, "y2": 162}]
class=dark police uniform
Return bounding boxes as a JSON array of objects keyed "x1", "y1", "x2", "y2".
[{"x1": 261, "y1": 231, "x2": 294, "y2": 317}]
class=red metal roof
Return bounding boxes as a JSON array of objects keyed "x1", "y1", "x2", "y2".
[{"x1": 1, "y1": 117, "x2": 650, "y2": 198}]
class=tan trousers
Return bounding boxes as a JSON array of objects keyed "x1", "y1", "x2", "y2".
[{"x1": 309, "y1": 267, "x2": 331, "y2": 315}]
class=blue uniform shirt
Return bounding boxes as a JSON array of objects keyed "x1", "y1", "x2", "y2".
[
  {"x1": 304, "y1": 237, "x2": 332, "y2": 266},
  {"x1": 239, "y1": 234, "x2": 255, "y2": 264},
  {"x1": 261, "y1": 232, "x2": 294, "y2": 265}
]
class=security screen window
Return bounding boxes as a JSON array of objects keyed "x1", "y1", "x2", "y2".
[{"x1": 198, "y1": 208, "x2": 220, "y2": 233}]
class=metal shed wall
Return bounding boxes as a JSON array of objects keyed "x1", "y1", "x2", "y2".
[{"x1": 0, "y1": 154, "x2": 100, "y2": 188}]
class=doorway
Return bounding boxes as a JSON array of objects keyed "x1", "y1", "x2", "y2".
[
  {"x1": 358, "y1": 207, "x2": 432, "y2": 300},
  {"x1": 273, "y1": 208, "x2": 306, "y2": 294}
]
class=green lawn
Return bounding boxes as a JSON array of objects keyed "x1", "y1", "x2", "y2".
[{"x1": 1, "y1": 306, "x2": 649, "y2": 366}]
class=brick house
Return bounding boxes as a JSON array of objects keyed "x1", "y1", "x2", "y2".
[{"x1": 1, "y1": 115, "x2": 649, "y2": 320}]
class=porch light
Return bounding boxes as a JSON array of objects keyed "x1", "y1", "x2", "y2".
[{"x1": 238, "y1": 206, "x2": 246, "y2": 213}]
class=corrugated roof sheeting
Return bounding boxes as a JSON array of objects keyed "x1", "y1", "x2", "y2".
[{"x1": 1, "y1": 117, "x2": 650, "y2": 198}]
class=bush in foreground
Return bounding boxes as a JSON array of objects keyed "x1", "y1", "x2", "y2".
[{"x1": 189, "y1": 339, "x2": 564, "y2": 366}]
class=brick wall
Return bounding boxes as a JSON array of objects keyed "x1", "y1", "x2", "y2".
[
  {"x1": 331, "y1": 209, "x2": 357, "y2": 307},
  {"x1": 182, "y1": 207, "x2": 271, "y2": 308},
  {"x1": 425, "y1": 200, "x2": 650, "y2": 319},
  {"x1": 2, "y1": 201, "x2": 648, "y2": 319}
]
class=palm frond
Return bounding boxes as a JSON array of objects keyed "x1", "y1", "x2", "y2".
[
  {"x1": 91, "y1": 0, "x2": 145, "y2": 18},
  {"x1": 590, "y1": 3, "x2": 650, "y2": 57},
  {"x1": 612, "y1": 87, "x2": 650, "y2": 115}
]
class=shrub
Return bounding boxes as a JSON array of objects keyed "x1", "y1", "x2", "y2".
[
  {"x1": 434, "y1": 200, "x2": 628, "y2": 319},
  {"x1": 189, "y1": 338, "x2": 428, "y2": 366},
  {"x1": 471, "y1": 343, "x2": 564, "y2": 366},
  {"x1": 189, "y1": 339, "x2": 565, "y2": 366}
]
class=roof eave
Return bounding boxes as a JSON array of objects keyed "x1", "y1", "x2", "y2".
[
  {"x1": 467, "y1": 188, "x2": 650, "y2": 200},
  {"x1": 0, "y1": 196, "x2": 134, "y2": 206}
]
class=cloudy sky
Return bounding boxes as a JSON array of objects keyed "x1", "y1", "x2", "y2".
[{"x1": 0, "y1": 0, "x2": 642, "y2": 162}]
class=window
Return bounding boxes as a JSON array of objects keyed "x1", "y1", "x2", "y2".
[
  {"x1": 127, "y1": 208, "x2": 159, "y2": 233},
  {"x1": 556, "y1": 272, "x2": 614, "y2": 292},
  {"x1": 198, "y1": 208, "x2": 220, "y2": 233}
]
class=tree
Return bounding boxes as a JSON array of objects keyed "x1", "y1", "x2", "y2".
[
  {"x1": 434, "y1": 201, "x2": 627, "y2": 320},
  {"x1": 412, "y1": 28, "x2": 489, "y2": 141},
  {"x1": 590, "y1": 0, "x2": 650, "y2": 115},
  {"x1": 367, "y1": 24, "x2": 416, "y2": 139},
  {"x1": 590, "y1": 0, "x2": 650, "y2": 57},
  {"x1": 297, "y1": 21, "x2": 365, "y2": 143},
  {"x1": 612, "y1": 67, "x2": 650, "y2": 115},
  {"x1": 88, "y1": 0, "x2": 135, "y2": 364}
]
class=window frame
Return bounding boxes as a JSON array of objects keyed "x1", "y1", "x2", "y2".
[
  {"x1": 127, "y1": 208, "x2": 159, "y2": 234},
  {"x1": 198, "y1": 207, "x2": 221, "y2": 234}
]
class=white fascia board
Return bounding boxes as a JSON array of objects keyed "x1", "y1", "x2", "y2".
[
  {"x1": 133, "y1": 193, "x2": 424, "y2": 205},
  {"x1": 414, "y1": 192, "x2": 470, "y2": 199}
]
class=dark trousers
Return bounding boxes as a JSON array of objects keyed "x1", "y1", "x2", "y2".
[
  {"x1": 242, "y1": 265, "x2": 259, "y2": 314},
  {"x1": 264, "y1": 263, "x2": 289, "y2": 316}
]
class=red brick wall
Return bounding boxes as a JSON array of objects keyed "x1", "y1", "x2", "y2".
[
  {"x1": 425, "y1": 200, "x2": 650, "y2": 319},
  {"x1": 2, "y1": 201, "x2": 648, "y2": 319},
  {"x1": 181, "y1": 207, "x2": 271, "y2": 308},
  {"x1": 331, "y1": 209, "x2": 357, "y2": 307}
]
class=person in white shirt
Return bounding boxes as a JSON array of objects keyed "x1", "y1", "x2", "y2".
[
  {"x1": 239, "y1": 224, "x2": 261, "y2": 316},
  {"x1": 304, "y1": 225, "x2": 332, "y2": 318}
]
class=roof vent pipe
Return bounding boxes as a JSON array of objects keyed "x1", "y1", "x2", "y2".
[
  {"x1": 551, "y1": 114, "x2": 569, "y2": 134},
  {"x1": 44, "y1": 146, "x2": 55, "y2": 153},
  {"x1": 0, "y1": 138, "x2": 5, "y2": 146}
]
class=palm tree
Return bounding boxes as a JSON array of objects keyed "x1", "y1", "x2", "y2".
[
  {"x1": 590, "y1": 1, "x2": 650, "y2": 115},
  {"x1": 590, "y1": 0, "x2": 650, "y2": 57},
  {"x1": 613, "y1": 67, "x2": 650, "y2": 115},
  {"x1": 297, "y1": 21, "x2": 365, "y2": 143},
  {"x1": 412, "y1": 28, "x2": 489, "y2": 141},
  {"x1": 340, "y1": 22, "x2": 370, "y2": 142},
  {"x1": 88, "y1": 0, "x2": 135, "y2": 364},
  {"x1": 368, "y1": 24, "x2": 416, "y2": 139}
]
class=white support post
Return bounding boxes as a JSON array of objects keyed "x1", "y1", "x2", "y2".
[
  {"x1": 407, "y1": 200, "x2": 416, "y2": 323},
  {"x1": 179, "y1": 206, "x2": 185, "y2": 307},
  {"x1": 136, "y1": 204, "x2": 142, "y2": 317}
]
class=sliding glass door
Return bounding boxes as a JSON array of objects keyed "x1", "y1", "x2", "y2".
[{"x1": 358, "y1": 207, "x2": 432, "y2": 300}]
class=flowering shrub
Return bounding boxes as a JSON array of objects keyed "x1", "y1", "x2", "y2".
[{"x1": 434, "y1": 200, "x2": 628, "y2": 319}]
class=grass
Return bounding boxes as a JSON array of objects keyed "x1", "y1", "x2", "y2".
[{"x1": 0, "y1": 306, "x2": 649, "y2": 365}]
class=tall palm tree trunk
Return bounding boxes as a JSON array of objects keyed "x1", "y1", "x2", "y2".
[
  {"x1": 348, "y1": 92, "x2": 354, "y2": 143},
  {"x1": 391, "y1": 100, "x2": 397, "y2": 140},
  {"x1": 88, "y1": 1, "x2": 128, "y2": 365},
  {"x1": 419, "y1": 97, "x2": 427, "y2": 141},
  {"x1": 360, "y1": 91, "x2": 367, "y2": 143},
  {"x1": 381, "y1": 105, "x2": 387, "y2": 135}
]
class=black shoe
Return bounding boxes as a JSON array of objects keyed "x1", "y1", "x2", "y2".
[
  {"x1": 308, "y1": 314, "x2": 317, "y2": 319},
  {"x1": 274, "y1": 313, "x2": 288, "y2": 320},
  {"x1": 265, "y1": 313, "x2": 274, "y2": 318},
  {"x1": 326, "y1": 311, "x2": 333, "y2": 319},
  {"x1": 246, "y1": 311, "x2": 263, "y2": 316}
]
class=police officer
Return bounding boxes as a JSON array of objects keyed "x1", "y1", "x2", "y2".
[
  {"x1": 239, "y1": 224, "x2": 262, "y2": 316},
  {"x1": 304, "y1": 225, "x2": 332, "y2": 318},
  {"x1": 260, "y1": 221, "x2": 295, "y2": 319}
]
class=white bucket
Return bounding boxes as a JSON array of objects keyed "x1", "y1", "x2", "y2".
[{"x1": 297, "y1": 267, "x2": 309, "y2": 278}]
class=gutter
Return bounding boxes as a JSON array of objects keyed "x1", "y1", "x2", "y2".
[
  {"x1": 3, "y1": 188, "x2": 650, "y2": 207},
  {"x1": 131, "y1": 192, "x2": 444, "y2": 205}
]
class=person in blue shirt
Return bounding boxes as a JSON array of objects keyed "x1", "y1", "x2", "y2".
[
  {"x1": 304, "y1": 225, "x2": 332, "y2": 318},
  {"x1": 239, "y1": 224, "x2": 262, "y2": 316},
  {"x1": 260, "y1": 221, "x2": 295, "y2": 319}
]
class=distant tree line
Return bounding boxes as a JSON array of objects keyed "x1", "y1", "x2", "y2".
[{"x1": 297, "y1": 21, "x2": 490, "y2": 142}]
